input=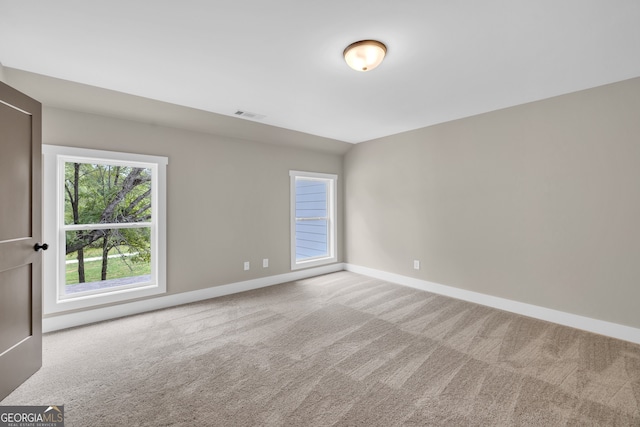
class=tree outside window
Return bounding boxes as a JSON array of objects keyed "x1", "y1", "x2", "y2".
[{"x1": 63, "y1": 162, "x2": 152, "y2": 294}]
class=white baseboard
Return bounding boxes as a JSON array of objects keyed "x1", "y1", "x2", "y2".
[
  {"x1": 345, "y1": 264, "x2": 640, "y2": 345},
  {"x1": 44, "y1": 262, "x2": 640, "y2": 345},
  {"x1": 43, "y1": 263, "x2": 345, "y2": 333}
]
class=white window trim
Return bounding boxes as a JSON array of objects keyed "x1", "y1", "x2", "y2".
[
  {"x1": 290, "y1": 170, "x2": 338, "y2": 270},
  {"x1": 42, "y1": 145, "x2": 168, "y2": 314}
]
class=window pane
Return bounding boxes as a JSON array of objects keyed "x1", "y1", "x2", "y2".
[
  {"x1": 295, "y1": 219, "x2": 329, "y2": 260},
  {"x1": 290, "y1": 171, "x2": 336, "y2": 270},
  {"x1": 295, "y1": 178, "x2": 327, "y2": 219},
  {"x1": 64, "y1": 228, "x2": 151, "y2": 295},
  {"x1": 294, "y1": 177, "x2": 331, "y2": 262},
  {"x1": 64, "y1": 162, "x2": 152, "y2": 225}
]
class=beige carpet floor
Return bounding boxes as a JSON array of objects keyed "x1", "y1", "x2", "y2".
[{"x1": 2, "y1": 271, "x2": 640, "y2": 426}]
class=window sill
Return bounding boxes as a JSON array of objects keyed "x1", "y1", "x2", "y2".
[
  {"x1": 45, "y1": 280, "x2": 166, "y2": 314},
  {"x1": 291, "y1": 256, "x2": 338, "y2": 271}
]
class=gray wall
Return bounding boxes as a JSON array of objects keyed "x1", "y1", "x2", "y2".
[
  {"x1": 42, "y1": 107, "x2": 343, "y2": 308},
  {"x1": 345, "y1": 77, "x2": 640, "y2": 329},
  {"x1": 9, "y1": 68, "x2": 640, "y2": 329}
]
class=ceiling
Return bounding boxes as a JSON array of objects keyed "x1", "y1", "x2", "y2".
[{"x1": 1, "y1": 1, "x2": 640, "y2": 144}]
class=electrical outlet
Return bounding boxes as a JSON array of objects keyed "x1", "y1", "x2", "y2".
[
  {"x1": 244, "y1": 261, "x2": 250, "y2": 271},
  {"x1": 263, "y1": 258, "x2": 269, "y2": 268},
  {"x1": 413, "y1": 260, "x2": 420, "y2": 270}
]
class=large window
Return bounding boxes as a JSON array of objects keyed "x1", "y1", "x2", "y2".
[
  {"x1": 43, "y1": 146, "x2": 167, "y2": 314},
  {"x1": 290, "y1": 170, "x2": 337, "y2": 270}
]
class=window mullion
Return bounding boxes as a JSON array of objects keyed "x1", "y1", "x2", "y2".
[{"x1": 63, "y1": 222, "x2": 153, "y2": 231}]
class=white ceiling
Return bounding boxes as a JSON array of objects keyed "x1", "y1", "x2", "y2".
[{"x1": 1, "y1": 1, "x2": 640, "y2": 143}]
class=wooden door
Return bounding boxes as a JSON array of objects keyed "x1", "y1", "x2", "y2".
[{"x1": 0, "y1": 81, "x2": 43, "y2": 401}]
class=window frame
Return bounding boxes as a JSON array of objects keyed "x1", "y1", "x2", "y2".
[
  {"x1": 43, "y1": 145, "x2": 168, "y2": 314},
  {"x1": 290, "y1": 170, "x2": 338, "y2": 270}
]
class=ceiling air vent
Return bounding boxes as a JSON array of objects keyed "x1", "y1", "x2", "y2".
[{"x1": 234, "y1": 110, "x2": 266, "y2": 120}]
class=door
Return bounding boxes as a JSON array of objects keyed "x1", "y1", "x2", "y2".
[{"x1": 0, "y1": 81, "x2": 43, "y2": 401}]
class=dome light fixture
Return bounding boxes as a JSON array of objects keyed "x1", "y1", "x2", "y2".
[{"x1": 343, "y1": 40, "x2": 387, "y2": 72}]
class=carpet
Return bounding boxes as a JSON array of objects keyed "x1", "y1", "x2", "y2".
[{"x1": 2, "y1": 271, "x2": 640, "y2": 426}]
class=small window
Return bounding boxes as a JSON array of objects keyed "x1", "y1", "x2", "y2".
[
  {"x1": 43, "y1": 146, "x2": 167, "y2": 314},
  {"x1": 290, "y1": 170, "x2": 337, "y2": 270}
]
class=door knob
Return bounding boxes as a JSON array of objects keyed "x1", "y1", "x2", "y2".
[{"x1": 34, "y1": 243, "x2": 49, "y2": 252}]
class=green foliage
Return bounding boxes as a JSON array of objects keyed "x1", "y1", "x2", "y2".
[
  {"x1": 65, "y1": 162, "x2": 153, "y2": 284},
  {"x1": 64, "y1": 163, "x2": 152, "y2": 225}
]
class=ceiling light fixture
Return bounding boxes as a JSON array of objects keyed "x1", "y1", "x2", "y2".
[{"x1": 343, "y1": 40, "x2": 387, "y2": 72}]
